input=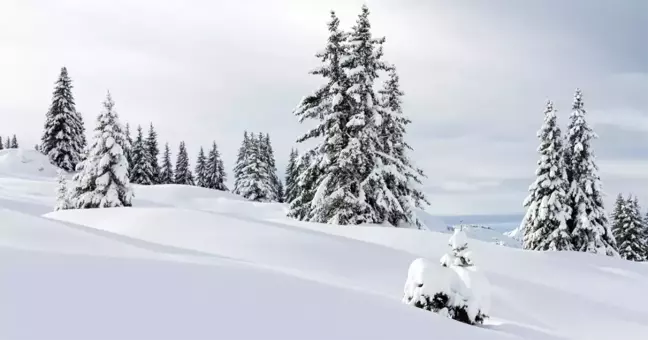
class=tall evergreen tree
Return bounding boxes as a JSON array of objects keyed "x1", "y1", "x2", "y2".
[
  {"x1": 174, "y1": 141, "x2": 194, "y2": 185},
  {"x1": 0, "y1": 136, "x2": 3, "y2": 150},
  {"x1": 564, "y1": 89, "x2": 617, "y2": 256},
  {"x1": 146, "y1": 123, "x2": 161, "y2": 184},
  {"x1": 612, "y1": 196, "x2": 647, "y2": 261},
  {"x1": 41, "y1": 67, "x2": 84, "y2": 171},
  {"x1": 377, "y1": 66, "x2": 429, "y2": 227},
  {"x1": 284, "y1": 148, "x2": 299, "y2": 203},
  {"x1": 68, "y1": 92, "x2": 132, "y2": 208},
  {"x1": 75, "y1": 111, "x2": 87, "y2": 153},
  {"x1": 10, "y1": 134, "x2": 18, "y2": 148},
  {"x1": 5, "y1": 137, "x2": 10, "y2": 149},
  {"x1": 291, "y1": 10, "x2": 363, "y2": 224},
  {"x1": 259, "y1": 133, "x2": 282, "y2": 202},
  {"x1": 195, "y1": 147, "x2": 208, "y2": 188},
  {"x1": 521, "y1": 101, "x2": 572, "y2": 251},
  {"x1": 55, "y1": 169, "x2": 71, "y2": 211},
  {"x1": 124, "y1": 123, "x2": 134, "y2": 176},
  {"x1": 233, "y1": 132, "x2": 252, "y2": 195},
  {"x1": 611, "y1": 194, "x2": 625, "y2": 233},
  {"x1": 206, "y1": 141, "x2": 227, "y2": 191},
  {"x1": 159, "y1": 142, "x2": 174, "y2": 184},
  {"x1": 130, "y1": 126, "x2": 154, "y2": 185}
]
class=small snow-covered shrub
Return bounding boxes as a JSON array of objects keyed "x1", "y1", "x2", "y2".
[{"x1": 402, "y1": 228, "x2": 490, "y2": 325}]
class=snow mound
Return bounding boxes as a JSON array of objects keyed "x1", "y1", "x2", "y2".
[{"x1": 0, "y1": 149, "x2": 58, "y2": 178}]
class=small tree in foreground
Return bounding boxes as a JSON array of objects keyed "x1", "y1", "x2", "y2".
[
  {"x1": 403, "y1": 228, "x2": 490, "y2": 325},
  {"x1": 55, "y1": 170, "x2": 71, "y2": 211}
]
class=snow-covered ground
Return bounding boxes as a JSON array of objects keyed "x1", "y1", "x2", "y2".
[{"x1": 1, "y1": 148, "x2": 647, "y2": 340}]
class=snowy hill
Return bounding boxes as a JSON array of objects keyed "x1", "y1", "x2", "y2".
[{"x1": 0, "y1": 148, "x2": 647, "y2": 339}]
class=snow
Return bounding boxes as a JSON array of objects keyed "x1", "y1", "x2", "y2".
[
  {"x1": 0, "y1": 148, "x2": 59, "y2": 179},
  {"x1": 0, "y1": 149, "x2": 647, "y2": 339}
]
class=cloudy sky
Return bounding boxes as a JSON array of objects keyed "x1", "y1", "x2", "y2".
[{"x1": 1, "y1": 0, "x2": 646, "y2": 216}]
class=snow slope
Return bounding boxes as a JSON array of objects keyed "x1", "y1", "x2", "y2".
[{"x1": 1, "y1": 148, "x2": 647, "y2": 339}]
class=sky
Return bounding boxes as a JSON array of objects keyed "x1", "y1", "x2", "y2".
[{"x1": 1, "y1": 0, "x2": 646, "y2": 216}]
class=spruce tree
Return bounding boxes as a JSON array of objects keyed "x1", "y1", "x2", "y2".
[
  {"x1": 130, "y1": 126, "x2": 154, "y2": 185},
  {"x1": 55, "y1": 169, "x2": 71, "y2": 211},
  {"x1": 159, "y1": 142, "x2": 174, "y2": 184},
  {"x1": 291, "y1": 10, "x2": 364, "y2": 224},
  {"x1": 206, "y1": 141, "x2": 227, "y2": 191},
  {"x1": 233, "y1": 132, "x2": 252, "y2": 195},
  {"x1": 612, "y1": 196, "x2": 647, "y2": 261},
  {"x1": 260, "y1": 133, "x2": 282, "y2": 201},
  {"x1": 75, "y1": 111, "x2": 87, "y2": 153},
  {"x1": 41, "y1": 67, "x2": 84, "y2": 171},
  {"x1": 234, "y1": 133, "x2": 269, "y2": 201},
  {"x1": 195, "y1": 147, "x2": 208, "y2": 188},
  {"x1": 146, "y1": 123, "x2": 161, "y2": 184},
  {"x1": 174, "y1": 141, "x2": 194, "y2": 185},
  {"x1": 521, "y1": 101, "x2": 572, "y2": 251},
  {"x1": 377, "y1": 66, "x2": 429, "y2": 227},
  {"x1": 611, "y1": 194, "x2": 625, "y2": 233},
  {"x1": 10, "y1": 135, "x2": 18, "y2": 148},
  {"x1": 124, "y1": 123, "x2": 134, "y2": 176},
  {"x1": 0, "y1": 136, "x2": 3, "y2": 150},
  {"x1": 284, "y1": 148, "x2": 299, "y2": 203},
  {"x1": 5, "y1": 137, "x2": 10, "y2": 149},
  {"x1": 564, "y1": 89, "x2": 617, "y2": 255},
  {"x1": 68, "y1": 92, "x2": 132, "y2": 208}
]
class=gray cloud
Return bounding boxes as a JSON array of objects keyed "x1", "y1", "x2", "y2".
[{"x1": 0, "y1": 0, "x2": 645, "y2": 215}]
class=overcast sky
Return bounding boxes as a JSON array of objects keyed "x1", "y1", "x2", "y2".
[{"x1": 1, "y1": 0, "x2": 646, "y2": 216}]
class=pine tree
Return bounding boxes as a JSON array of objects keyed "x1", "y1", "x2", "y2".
[
  {"x1": 146, "y1": 123, "x2": 161, "y2": 184},
  {"x1": 174, "y1": 141, "x2": 194, "y2": 185},
  {"x1": 611, "y1": 194, "x2": 625, "y2": 233},
  {"x1": 284, "y1": 149, "x2": 299, "y2": 203},
  {"x1": 233, "y1": 132, "x2": 252, "y2": 195},
  {"x1": 0, "y1": 136, "x2": 3, "y2": 150},
  {"x1": 259, "y1": 133, "x2": 282, "y2": 201},
  {"x1": 195, "y1": 147, "x2": 208, "y2": 188},
  {"x1": 130, "y1": 126, "x2": 154, "y2": 185},
  {"x1": 206, "y1": 141, "x2": 227, "y2": 191},
  {"x1": 68, "y1": 92, "x2": 132, "y2": 208},
  {"x1": 288, "y1": 151, "x2": 319, "y2": 220},
  {"x1": 377, "y1": 66, "x2": 429, "y2": 227},
  {"x1": 521, "y1": 101, "x2": 572, "y2": 251},
  {"x1": 612, "y1": 196, "x2": 647, "y2": 261},
  {"x1": 41, "y1": 67, "x2": 84, "y2": 171},
  {"x1": 55, "y1": 169, "x2": 71, "y2": 211},
  {"x1": 75, "y1": 111, "x2": 87, "y2": 153},
  {"x1": 159, "y1": 142, "x2": 174, "y2": 184},
  {"x1": 10, "y1": 135, "x2": 18, "y2": 148},
  {"x1": 291, "y1": 10, "x2": 364, "y2": 224},
  {"x1": 564, "y1": 89, "x2": 617, "y2": 256},
  {"x1": 5, "y1": 137, "x2": 10, "y2": 149},
  {"x1": 124, "y1": 123, "x2": 134, "y2": 176}
]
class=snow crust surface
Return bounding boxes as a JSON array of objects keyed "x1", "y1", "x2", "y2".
[{"x1": 0, "y1": 149, "x2": 647, "y2": 339}]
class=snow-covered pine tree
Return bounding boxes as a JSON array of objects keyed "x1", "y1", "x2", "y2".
[
  {"x1": 284, "y1": 148, "x2": 299, "y2": 203},
  {"x1": 237, "y1": 133, "x2": 269, "y2": 201},
  {"x1": 292, "y1": 10, "x2": 374, "y2": 224},
  {"x1": 233, "y1": 131, "x2": 252, "y2": 195},
  {"x1": 611, "y1": 194, "x2": 625, "y2": 233},
  {"x1": 124, "y1": 123, "x2": 134, "y2": 176},
  {"x1": 0, "y1": 136, "x2": 3, "y2": 150},
  {"x1": 259, "y1": 133, "x2": 282, "y2": 202},
  {"x1": 206, "y1": 141, "x2": 227, "y2": 191},
  {"x1": 564, "y1": 89, "x2": 617, "y2": 255},
  {"x1": 130, "y1": 125, "x2": 154, "y2": 185},
  {"x1": 174, "y1": 141, "x2": 194, "y2": 185},
  {"x1": 146, "y1": 123, "x2": 161, "y2": 184},
  {"x1": 159, "y1": 142, "x2": 174, "y2": 184},
  {"x1": 75, "y1": 111, "x2": 87, "y2": 153},
  {"x1": 194, "y1": 147, "x2": 208, "y2": 188},
  {"x1": 10, "y1": 135, "x2": 18, "y2": 148},
  {"x1": 41, "y1": 67, "x2": 84, "y2": 171},
  {"x1": 5, "y1": 137, "x2": 10, "y2": 149},
  {"x1": 68, "y1": 92, "x2": 132, "y2": 208},
  {"x1": 521, "y1": 101, "x2": 572, "y2": 251},
  {"x1": 377, "y1": 65, "x2": 429, "y2": 227},
  {"x1": 613, "y1": 196, "x2": 647, "y2": 261},
  {"x1": 55, "y1": 169, "x2": 71, "y2": 211}
]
